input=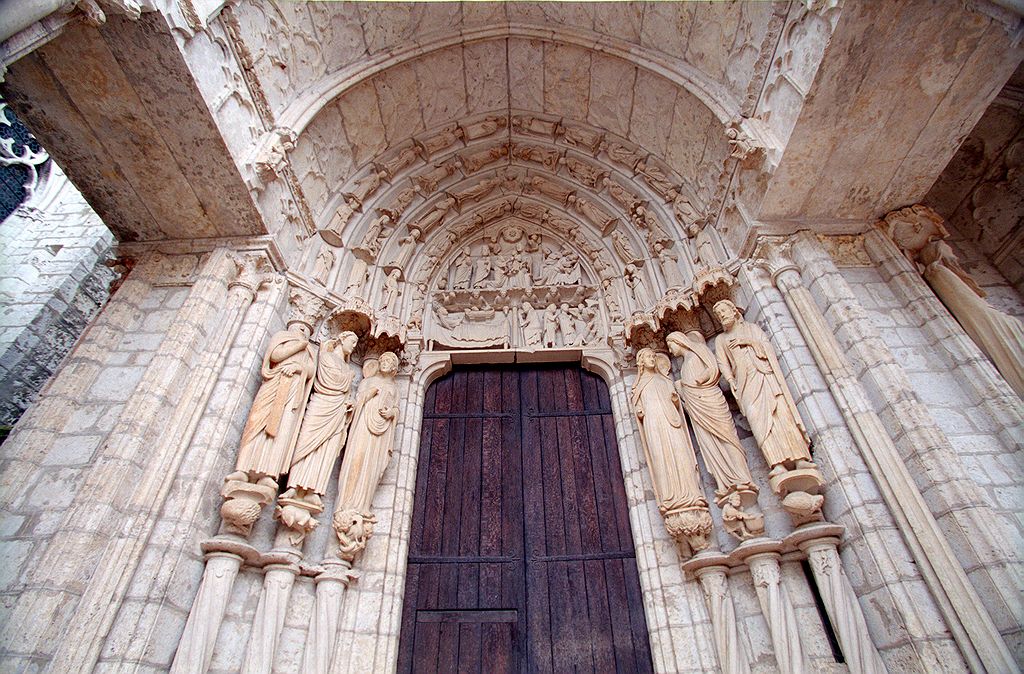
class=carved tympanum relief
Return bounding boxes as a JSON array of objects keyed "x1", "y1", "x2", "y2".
[{"x1": 425, "y1": 224, "x2": 607, "y2": 351}]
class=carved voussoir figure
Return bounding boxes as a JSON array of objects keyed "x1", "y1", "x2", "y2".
[
  {"x1": 222, "y1": 317, "x2": 318, "y2": 537},
  {"x1": 712, "y1": 300, "x2": 824, "y2": 524},
  {"x1": 333, "y1": 352, "x2": 400, "y2": 562},
  {"x1": 631, "y1": 348, "x2": 712, "y2": 555},
  {"x1": 276, "y1": 332, "x2": 359, "y2": 546}
]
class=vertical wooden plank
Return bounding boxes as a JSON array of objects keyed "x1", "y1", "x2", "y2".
[
  {"x1": 457, "y1": 622, "x2": 482, "y2": 674},
  {"x1": 412, "y1": 621, "x2": 440, "y2": 673},
  {"x1": 623, "y1": 557, "x2": 656, "y2": 673},
  {"x1": 436, "y1": 620, "x2": 460, "y2": 673},
  {"x1": 503, "y1": 369, "x2": 526, "y2": 674},
  {"x1": 584, "y1": 558, "x2": 615, "y2": 672},
  {"x1": 579, "y1": 368, "x2": 601, "y2": 413},
  {"x1": 458, "y1": 372, "x2": 484, "y2": 641},
  {"x1": 584, "y1": 413, "x2": 620, "y2": 553},
  {"x1": 414, "y1": 563, "x2": 443, "y2": 673},
  {"x1": 520, "y1": 369, "x2": 552, "y2": 673},
  {"x1": 418, "y1": 419, "x2": 451, "y2": 555},
  {"x1": 441, "y1": 375, "x2": 469, "y2": 556},
  {"x1": 396, "y1": 563, "x2": 420, "y2": 674},
  {"x1": 604, "y1": 558, "x2": 638, "y2": 673},
  {"x1": 482, "y1": 623, "x2": 514, "y2": 674},
  {"x1": 601, "y1": 414, "x2": 633, "y2": 552}
]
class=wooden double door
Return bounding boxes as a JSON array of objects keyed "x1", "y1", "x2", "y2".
[{"x1": 397, "y1": 364, "x2": 654, "y2": 673}]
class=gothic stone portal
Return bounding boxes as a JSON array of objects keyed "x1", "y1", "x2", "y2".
[{"x1": 397, "y1": 365, "x2": 654, "y2": 673}]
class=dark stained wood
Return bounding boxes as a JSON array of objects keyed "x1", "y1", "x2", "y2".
[{"x1": 398, "y1": 364, "x2": 653, "y2": 674}]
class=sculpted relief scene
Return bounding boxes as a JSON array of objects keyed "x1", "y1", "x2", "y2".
[{"x1": 0, "y1": 2, "x2": 1022, "y2": 674}]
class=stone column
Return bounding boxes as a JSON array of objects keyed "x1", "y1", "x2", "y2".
[
  {"x1": 302, "y1": 545, "x2": 357, "y2": 674},
  {"x1": 168, "y1": 273, "x2": 286, "y2": 674},
  {"x1": 683, "y1": 553, "x2": 751, "y2": 674},
  {"x1": 737, "y1": 541, "x2": 808, "y2": 674},
  {"x1": 242, "y1": 541, "x2": 303, "y2": 674},
  {"x1": 2, "y1": 248, "x2": 255, "y2": 672},
  {"x1": 791, "y1": 525, "x2": 887, "y2": 674},
  {"x1": 862, "y1": 227, "x2": 1024, "y2": 449},
  {"x1": 759, "y1": 235, "x2": 1019, "y2": 674},
  {"x1": 171, "y1": 547, "x2": 250, "y2": 674}
]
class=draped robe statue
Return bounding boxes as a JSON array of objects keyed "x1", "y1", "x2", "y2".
[
  {"x1": 333, "y1": 352, "x2": 400, "y2": 561},
  {"x1": 275, "y1": 332, "x2": 358, "y2": 544},
  {"x1": 919, "y1": 240, "x2": 1024, "y2": 397},
  {"x1": 712, "y1": 301, "x2": 813, "y2": 475},
  {"x1": 234, "y1": 322, "x2": 317, "y2": 479},
  {"x1": 631, "y1": 348, "x2": 711, "y2": 553},
  {"x1": 520, "y1": 302, "x2": 543, "y2": 348},
  {"x1": 221, "y1": 321, "x2": 317, "y2": 536},
  {"x1": 667, "y1": 331, "x2": 758, "y2": 500},
  {"x1": 286, "y1": 332, "x2": 359, "y2": 498}
]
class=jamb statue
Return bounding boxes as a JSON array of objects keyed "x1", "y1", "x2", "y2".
[
  {"x1": 712, "y1": 300, "x2": 824, "y2": 524},
  {"x1": 222, "y1": 319, "x2": 317, "y2": 536},
  {"x1": 276, "y1": 332, "x2": 359, "y2": 545},
  {"x1": 630, "y1": 348, "x2": 712, "y2": 555},
  {"x1": 333, "y1": 352, "x2": 401, "y2": 562}
]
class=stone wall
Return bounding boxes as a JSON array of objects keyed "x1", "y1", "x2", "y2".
[{"x1": 0, "y1": 164, "x2": 114, "y2": 429}]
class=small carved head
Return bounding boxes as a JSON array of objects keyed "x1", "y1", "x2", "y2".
[
  {"x1": 339, "y1": 331, "x2": 359, "y2": 355},
  {"x1": 287, "y1": 320, "x2": 313, "y2": 338},
  {"x1": 665, "y1": 331, "x2": 687, "y2": 356},
  {"x1": 635, "y1": 347, "x2": 658, "y2": 372},
  {"x1": 379, "y1": 351, "x2": 400, "y2": 375},
  {"x1": 712, "y1": 300, "x2": 740, "y2": 329}
]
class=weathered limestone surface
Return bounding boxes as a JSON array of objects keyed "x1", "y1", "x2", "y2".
[
  {"x1": 0, "y1": 2, "x2": 1021, "y2": 673},
  {"x1": 0, "y1": 164, "x2": 114, "y2": 427}
]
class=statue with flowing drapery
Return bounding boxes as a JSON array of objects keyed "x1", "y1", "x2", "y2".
[
  {"x1": 713, "y1": 300, "x2": 824, "y2": 524},
  {"x1": 333, "y1": 351, "x2": 400, "y2": 561},
  {"x1": 275, "y1": 332, "x2": 359, "y2": 544},
  {"x1": 630, "y1": 347, "x2": 711, "y2": 554},
  {"x1": 667, "y1": 330, "x2": 764, "y2": 540},
  {"x1": 712, "y1": 300, "x2": 814, "y2": 475},
  {"x1": 919, "y1": 239, "x2": 1024, "y2": 397},
  {"x1": 221, "y1": 321, "x2": 317, "y2": 536}
]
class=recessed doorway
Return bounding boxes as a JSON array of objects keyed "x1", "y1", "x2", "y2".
[{"x1": 397, "y1": 364, "x2": 654, "y2": 673}]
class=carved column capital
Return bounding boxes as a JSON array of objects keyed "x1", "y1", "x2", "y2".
[
  {"x1": 227, "y1": 254, "x2": 271, "y2": 299},
  {"x1": 753, "y1": 237, "x2": 802, "y2": 289},
  {"x1": 287, "y1": 286, "x2": 329, "y2": 333}
]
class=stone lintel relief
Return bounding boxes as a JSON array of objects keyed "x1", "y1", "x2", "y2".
[
  {"x1": 424, "y1": 222, "x2": 607, "y2": 352},
  {"x1": 880, "y1": 204, "x2": 1024, "y2": 397}
]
